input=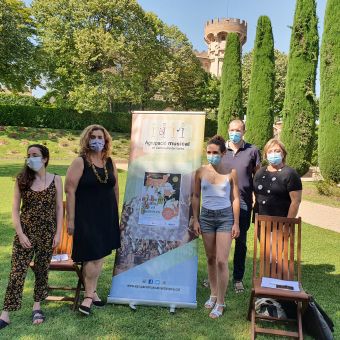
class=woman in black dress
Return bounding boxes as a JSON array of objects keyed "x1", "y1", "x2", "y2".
[
  {"x1": 253, "y1": 139, "x2": 302, "y2": 218},
  {"x1": 65, "y1": 125, "x2": 120, "y2": 315}
]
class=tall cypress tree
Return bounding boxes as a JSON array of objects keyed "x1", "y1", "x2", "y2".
[
  {"x1": 245, "y1": 16, "x2": 275, "y2": 150},
  {"x1": 217, "y1": 32, "x2": 243, "y2": 136},
  {"x1": 280, "y1": 0, "x2": 319, "y2": 175},
  {"x1": 319, "y1": 0, "x2": 340, "y2": 182}
]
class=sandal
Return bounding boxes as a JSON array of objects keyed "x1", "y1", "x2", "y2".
[
  {"x1": 92, "y1": 291, "x2": 106, "y2": 307},
  {"x1": 79, "y1": 297, "x2": 93, "y2": 315},
  {"x1": 234, "y1": 280, "x2": 245, "y2": 294},
  {"x1": 209, "y1": 303, "x2": 226, "y2": 319},
  {"x1": 32, "y1": 310, "x2": 45, "y2": 325},
  {"x1": 0, "y1": 319, "x2": 9, "y2": 330},
  {"x1": 204, "y1": 296, "x2": 217, "y2": 309}
]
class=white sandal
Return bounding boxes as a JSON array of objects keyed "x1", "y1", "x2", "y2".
[
  {"x1": 204, "y1": 295, "x2": 217, "y2": 309},
  {"x1": 209, "y1": 303, "x2": 226, "y2": 319}
]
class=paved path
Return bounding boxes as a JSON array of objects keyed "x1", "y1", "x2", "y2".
[
  {"x1": 298, "y1": 200, "x2": 340, "y2": 233},
  {"x1": 115, "y1": 161, "x2": 340, "y2": 233}
]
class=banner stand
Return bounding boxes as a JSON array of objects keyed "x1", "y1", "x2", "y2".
[{"x1": 108, "y1": 111, "x2": 206, "y2": 311}]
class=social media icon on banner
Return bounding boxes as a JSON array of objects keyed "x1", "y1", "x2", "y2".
[
  {"x1": 148, "y1": 279, "x2": 153, "y2": 284},
  {"x1": 155, "y1": 280, "x2": 160, "y2": 285}
]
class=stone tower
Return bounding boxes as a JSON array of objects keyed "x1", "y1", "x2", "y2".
[{"x1": 196, "y1": 18, "x2": 247, "y2": 77}]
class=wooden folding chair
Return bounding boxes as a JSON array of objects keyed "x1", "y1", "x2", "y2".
[
  {"x1": 248, "y1": 214, "x2": 309, "y2": 339},
  {"x1": 30, "y1": 202, "x2": 84, "y2": 310}
]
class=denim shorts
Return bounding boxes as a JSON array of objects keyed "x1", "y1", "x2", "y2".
[{"x1": 200, "y1": 206, "x2": 234, "y2": 233}]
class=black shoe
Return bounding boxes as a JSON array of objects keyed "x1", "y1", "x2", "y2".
[
  {"x1": 79, "y1": 297, "x2": 93, "y2": 315},
  {"x1": 92, "y1": 291, "x2": 106, "y2": 307},
  {"x1": 93, "y1": 300, "x2": 106, "y2": 307},
  {"x1": 0, "y1": 319, "x2": 9, "y2": 330}
]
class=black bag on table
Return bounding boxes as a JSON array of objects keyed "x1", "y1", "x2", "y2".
[{"x1": 302, "y1": 296, "x2": 334, "y2": 340}]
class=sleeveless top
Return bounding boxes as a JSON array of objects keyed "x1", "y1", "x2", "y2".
[
  {"x1": 72, "y1": 156, "x2": 121, "y2": 262},
  {"x1": 20, "y1": 176, "x2": 57, "y2": 231},
  {"x1": 201, "y1": 177, "x2": 231, "y2": 210}
]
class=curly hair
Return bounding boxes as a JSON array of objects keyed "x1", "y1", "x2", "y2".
[
  {"x1": 79, "y1": 124, "x2": 112, "y2": 162},
  {"x1": 17, "y1": 144, "x2": 49, "y2": 192},
  {"x1": 207, "y1": 135, "x2": 226, "y2": 153}
]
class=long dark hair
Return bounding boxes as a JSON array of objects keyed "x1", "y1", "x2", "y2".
[{"x1": 17, "y1": 144, "x2": 50, "y2": 192}]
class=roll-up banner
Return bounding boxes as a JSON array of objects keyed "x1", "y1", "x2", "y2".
[{"x1": 108, "y1": 111, "x2": 205, "y2": 309}]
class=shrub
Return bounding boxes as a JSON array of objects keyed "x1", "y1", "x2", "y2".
[
  {"x1": 0, "y1": 105, "x2": 131, "y2": 133},
  {"x1": 316, "y1": 180, "x2": 333, "y2": 196}
]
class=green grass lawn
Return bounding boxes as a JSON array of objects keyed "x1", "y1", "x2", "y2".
[
  {"x1": 0, "y1": 126, "x2": 130, "y2": 161},
  {"x1": 302, "y1": 181, "x2": 340, "y2": 208},
  {"x1": 1, "y1": 125, "x2": 339, "y2": 209},
  {"x1": 0, "y1": 161, "x2": 339, "y2": 339}
]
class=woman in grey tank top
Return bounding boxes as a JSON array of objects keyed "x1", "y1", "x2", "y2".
[{"x1": 192, "y1": 135, "x2": 240, "y2": 319}]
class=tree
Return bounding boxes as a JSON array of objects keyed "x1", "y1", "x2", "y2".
[
  {"x1": 155, "y1": 24, "x2": 207, "y2": 110},
  {"x1": 319, "y1": 0, "x2": 340, "y2": 182},
  {"x1": 280, "y1": 0, "x2": 319, "y2": 175},
  {"x1": 245, "y1": 16, "x2": 275, "y2": 151},
  {"x1": 32, "y1": 0, "x2": 208, "y2": 112},
  {"x1": 243, "y1": 49, "x2": 288, "y2": 119},
  {"x1": 0, "y1": 0, "x2": 39, "y2": 91},
  {"x1": 217, "y1": 33, "x2": 243, "y2": 136},
  {"x1": 33, "y1": 0, "x2": 168, "y2": 111}
]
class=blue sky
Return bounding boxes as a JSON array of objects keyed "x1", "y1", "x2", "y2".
[
  {"x1": 25, "y1": 0, "x2": 326, "y2": 96},
  {"x1": 137, "y1": 0, "x2": 326, "y2": 54}
]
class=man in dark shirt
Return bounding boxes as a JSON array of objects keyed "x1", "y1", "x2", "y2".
[{"x1": 222, "y1": 119, "x2": 261, "y2": 293}]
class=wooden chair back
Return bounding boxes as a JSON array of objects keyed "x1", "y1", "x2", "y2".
[
  {"x1": 53, "y1": 201, "x2": 73, "y2": 256},
  {"x1": 253, "y1": 214, "x2": 302, "y2": 282}
]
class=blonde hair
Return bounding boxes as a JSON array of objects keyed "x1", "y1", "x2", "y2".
[
  {"x1": 263, "y1": 138, "x2": 287, "y2": 163},
  {"x1": 79, "y1": 124, "x2": 112, "y2": 161}
]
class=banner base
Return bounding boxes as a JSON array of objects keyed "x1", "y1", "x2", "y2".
[{"x1": 107, "y1": 296, "x2": 197, "y2": 309}]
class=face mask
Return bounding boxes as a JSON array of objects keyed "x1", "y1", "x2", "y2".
[
  {"x1": 89, "y1": 138, "x2": 105, "y2": 152},
  {"x1": 27, "y1": 156, "x2": 43, "y2": 172},
  {"x1": 229, "y1": 131, "x2": 242, "y2": 144},
  {"x1": 267, "y1": 152, "x2": 283, "y2": 165},
  {"x1": 207, "y1": 154, "x2": 222, "y2": 165}
]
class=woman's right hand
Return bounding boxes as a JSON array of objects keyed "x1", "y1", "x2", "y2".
[
  {"x1": 193, "y1": 220, "x2": 201, "y2": 236},
  {"x1": 18, "y1": 232, "x2": 32, "y2": 249},
  {"x1": 67, "y1": 224, "x2": 75, "y2": 236}
]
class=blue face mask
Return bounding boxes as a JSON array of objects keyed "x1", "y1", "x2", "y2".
[
  {"x1": 229, "y1": 131, "x2": 242, "y2": 144},
  {"x1": 89, "y1": 138, "x2": 105, "y2": 152},
  {"x1": 26, "y1": 156, "x2": 43, "y2": 172},
  {"x1": 207, "y1": 154, "x2": 222, "y2": 165},
  {"x1": 267, "y1": 152, "x2": 283, "y2": 165}
]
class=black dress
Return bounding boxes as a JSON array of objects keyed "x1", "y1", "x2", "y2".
[
  {"x1": 253, "y1": 165, "x2": 302, "y2": 217},
  {"x1": 72, "y1": 156, "x2": 121, "y2": 262}
]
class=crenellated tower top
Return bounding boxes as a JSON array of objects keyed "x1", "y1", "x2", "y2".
[
  {"x1": 204, "y1": 17, "x2": 247, "y2": 45},
  {"x1": 195, "y1": 17, "x2": 247, "y2": 77}
]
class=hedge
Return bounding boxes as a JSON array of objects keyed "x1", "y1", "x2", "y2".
[
  {"x1": 0, "y1": 105, "x2": 131, "y2": 133},
  {"x1": 0, "y1": 93, "x2": 41, "y2": 107},
  {"x1": 0, "y1": 104, "x2": 217, "y2": 137}
]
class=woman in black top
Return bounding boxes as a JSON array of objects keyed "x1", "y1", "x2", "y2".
[
  {"x1": 65, "y1": 125, "x2": 120, "y2": 315},
  {"x1": 253, "y1": 139, "x2": 302, "y2": 218}
]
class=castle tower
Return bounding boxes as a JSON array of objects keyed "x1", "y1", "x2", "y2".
[{"x1": 196, "y1": 18, "x2": 247, "y2": 77}]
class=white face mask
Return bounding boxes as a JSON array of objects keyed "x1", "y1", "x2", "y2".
[{"x1": 27, "y1": 156, "x2": 44, "y2": 172}]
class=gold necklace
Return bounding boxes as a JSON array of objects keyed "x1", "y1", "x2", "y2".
[{"x1": 91, "y1": 162, "x2": 108, "y2": 184}]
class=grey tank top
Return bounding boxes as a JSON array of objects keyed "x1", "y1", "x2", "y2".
[{"x1": 201, "y1": 177, "x2": 231, "y2": 210}]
